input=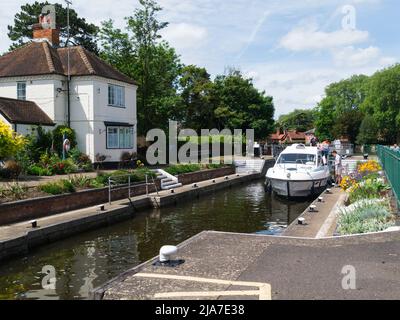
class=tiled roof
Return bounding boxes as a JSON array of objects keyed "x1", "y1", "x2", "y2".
[
  {"x1": 286, "y1": 131, "x2": 306, "y2": 140},
  {"x1": 0, "y1": 97, "x2": 54, "y2": 126},
  {"x1": 0, "y1": 41, "x2": 137, "y2": 85}
]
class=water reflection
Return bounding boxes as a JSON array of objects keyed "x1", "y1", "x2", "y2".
[{"x1": 0, "y1": 181, "x2": 311, "y2": 300}]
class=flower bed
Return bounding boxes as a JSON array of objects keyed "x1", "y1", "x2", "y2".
[{"x1": 337, "y1": 160, "x2": 396, "y2": 235}]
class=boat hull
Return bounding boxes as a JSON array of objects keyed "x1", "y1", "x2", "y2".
[{"x1": 266, "y1": 178, "x2": 328, "y2": 198}]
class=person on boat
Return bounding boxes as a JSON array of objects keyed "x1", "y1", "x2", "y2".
[
  {"x1": 310, "y1": 136, "x2": 318, "y2": 147},
  {"x1": 322, "y1": 140, "x2": 330, "y2": 158},
  {"x1": 332, "y1": 150, "x2": 342, "y2": 185},
  {"x1": 391, "y1": 144, "x2": 400, "y2": 152}
]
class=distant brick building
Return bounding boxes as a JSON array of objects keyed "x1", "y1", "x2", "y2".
[{"x1": 268, "y1": 129, "x2": 306, "y2": 145}]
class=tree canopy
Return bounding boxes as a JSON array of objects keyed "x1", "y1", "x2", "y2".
[
  {"x1": 7, "y1": 1, "x2": 99, "y2": 53},
  {"x1": 99, "y1": 1, "x2": 275, "y2": 139},
  {"x1": 361, "y1": 64, "x2": 400, "y2": 144},
  {"x1": 277, "y1": 109, "x2": 315, "y2": 132},
  {"x1": 314, "y1": 75, "x2": 368, "y2": 143},
  {"x1": 313, "y1": 67, "x2": 400, "y2": 144}
]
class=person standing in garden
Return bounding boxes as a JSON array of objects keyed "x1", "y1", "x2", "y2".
[{"x1": 332, "y1": 150, "x2": 342, "y2": 185}]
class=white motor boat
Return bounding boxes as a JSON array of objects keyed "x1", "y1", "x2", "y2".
[{"x1": 265, "y1": 144, "x2": 331, "y2": 198}]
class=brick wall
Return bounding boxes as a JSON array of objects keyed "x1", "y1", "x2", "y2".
[
  {"x1": 177, "y1": 166, "x2": 235, "y2": 185},
  {"x1": 0, "y1": 181, "x2": 160, "y2": 226},
  {"x1": 0, "y1": 167, "x2": 235, "y2": 226}
]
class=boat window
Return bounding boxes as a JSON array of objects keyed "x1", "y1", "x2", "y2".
[{"x1": 278, "y1": 153, "x2": 316, "y2": 165}]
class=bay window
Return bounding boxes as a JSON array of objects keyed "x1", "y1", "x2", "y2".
[{"x1": 106, "y1": 126, "x2": 134, "y2": 149}]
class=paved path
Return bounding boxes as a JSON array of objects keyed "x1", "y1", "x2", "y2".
[
  {"x1": 283, "y1": 187, "x2": 345, "y2": 238},
  {"x1": 94, "y1": 231, "x2": 400, "y2": 300}
]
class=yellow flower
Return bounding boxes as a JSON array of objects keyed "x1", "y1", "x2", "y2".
[
  {"x1": 357, "y1": 160, "x2": 381, "y2": 175},
  {"x1": 340, "y1": 176, "x2": 356, "y2": 190}
]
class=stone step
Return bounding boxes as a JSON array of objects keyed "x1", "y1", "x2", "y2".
[
  {"x1": 162, "y1": 183, "x2": 182, "y2": 190},
  {"x1": 162, "y1": 180, "x2": 179, "y2": 187}
]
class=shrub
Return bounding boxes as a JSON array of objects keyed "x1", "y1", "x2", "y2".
[
  {"x1": 69, "y1": 147, "x2": 93, "y2": 172},
  {"x1": 69, "y1": 175, "x2": 92, "y2": 188},
  {"x1": 61, "y1": 179, "x2": 76, "y2": 193},
  {"x1": 0, "y1": 183, "x2": 29, "y2": 200},
  {"x1": 348, "y1": 178, "x2": 391, "y2": 204},
  {"x1": 0, "y1": 120, "x2": 25, "y2": 160},
  {"x1": 133, "y1": 168, "x2": 156, "y2": 181},
  {"x1": 0, "y1": 160, "x2": 22, "y2": 179},
  {"x1": 52, "y1": 126, "x2": 77, "y2": 156},
  {"x1": 165, "y1": 164, "x2": 202, "y2": 175},
  {"x1": 27, "y1": 164, "x2": 53, "y2": 176},
  {"x1": 93, "y1": 172, "x2": 112, "y2": 187},
  {"x1": 337, "y1": 201, "x2": 394, "y2": 235},
  {"x1": 39, "y1": 182, "x2": 65, "y2": 195},
  {"x1": 51, "y1": 159, "x2": 78, "y2": 175},
  {"x1": 23, "y1": 126, "x2": 53, "y2": 163},
  {"x1": 39, "y1": 180, "x2": 76, "y2": 195}
]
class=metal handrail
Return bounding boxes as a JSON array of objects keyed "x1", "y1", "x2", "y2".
[{"x1": 108, "y1": 173, "x2": 147, "y2": 205}]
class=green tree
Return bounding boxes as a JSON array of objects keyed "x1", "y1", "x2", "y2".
[
  {"x1": 277, "y1": 109, "x2": 315, "y2": 132},
  {"x1": 356, "y1": 114, "x2": 379, "y2": 145},
  {"x1": 8, "y1": 1, "x2": 99, "y2": 53},
  {"x1": 179, "y1": 65, "x2": 216, "y2": 131},
  {"x1": 315, "y1": 75, "x2": 367, "y2": 143},
  {"x1": 100, "y1": 1, "x2": 182, "y2": 134},
  {"x1": 361, "y1": 64, "x2": 400, "y2": 144},
  {"x1": 314, "y1": 97, "x2": 335, "y2": 141},
  {"x1": 212, "y1": 70, "x2": 275, "y2": 140}
]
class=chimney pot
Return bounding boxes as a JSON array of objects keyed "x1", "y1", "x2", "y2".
[{"x1": 33, "y1": 27, "x2": 60, "y2": 47}]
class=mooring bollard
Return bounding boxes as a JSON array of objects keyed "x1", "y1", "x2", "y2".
[
  {"x1": 298, "y1": 217, "x2": 305, "y2": 225},
  {"x1": 309, "y1": 205, "x2": 317, "y2": 212},
  {"x1": 30, "y1": 220, "x2": 37, "y2": 228}
]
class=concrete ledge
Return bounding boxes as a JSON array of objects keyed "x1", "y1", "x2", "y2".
[
  {"x1": 93, "y1": 230, "x2": 400, "y2": 300},
  {"x1": 283, "y1": 187, "x2": 344, "y2": 238}
]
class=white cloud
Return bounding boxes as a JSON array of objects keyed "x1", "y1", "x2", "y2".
[
  {"x1": 161, "y1": 23, "x2": 208, "y2": 49},
  {"x1": 333, "y1": 46, "x2": 380, "y2": 67},
  {"x1": 333, "y1": 46, "x2": 396, "y2": 68},
  {"x1": 279, "y1": 21, "x2": 369, "y2": 52},
  {"x1": 245, "y1": 56, "x2": 396, "y2": 117}
]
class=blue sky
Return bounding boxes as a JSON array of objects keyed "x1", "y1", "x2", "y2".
[{"x1": 1, "y1": 0, "x2": 399, "y2": 117}]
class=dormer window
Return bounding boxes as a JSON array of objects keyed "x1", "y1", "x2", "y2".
[
  {"x1": 17, "y1": 82, "x2": 26, "y2": 100},
  {"x1": 108, "y1": 84, "x2": 125, "y2": 108}
]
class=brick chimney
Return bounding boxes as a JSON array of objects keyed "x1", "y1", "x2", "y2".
[{"x1": 32, "y1": 24, "x2": 60, "y2": 47}]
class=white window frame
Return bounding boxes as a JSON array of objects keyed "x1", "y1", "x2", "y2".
[
  {"x1": 106, "y1": 126, "x2": 134, "y2": 149},
  {"x1": 17, "y1": 82, "x2": 26, "y2": 101},
  {"x1": 108, "y1": 84, "x2": 125, "y2": 108}
]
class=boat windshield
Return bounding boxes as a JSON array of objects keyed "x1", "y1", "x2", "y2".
[{"x1": 278, "y1": 153, "x2": 316, "y2": 165}]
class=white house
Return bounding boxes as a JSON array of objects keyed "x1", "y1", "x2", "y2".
[{"x1": 0, "y1": 23, "x2": 138, "y2": 164}]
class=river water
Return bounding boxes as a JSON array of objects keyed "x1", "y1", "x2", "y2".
[{"x1": 0, "y1": 180, "x2": 311, "y2": 300}]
